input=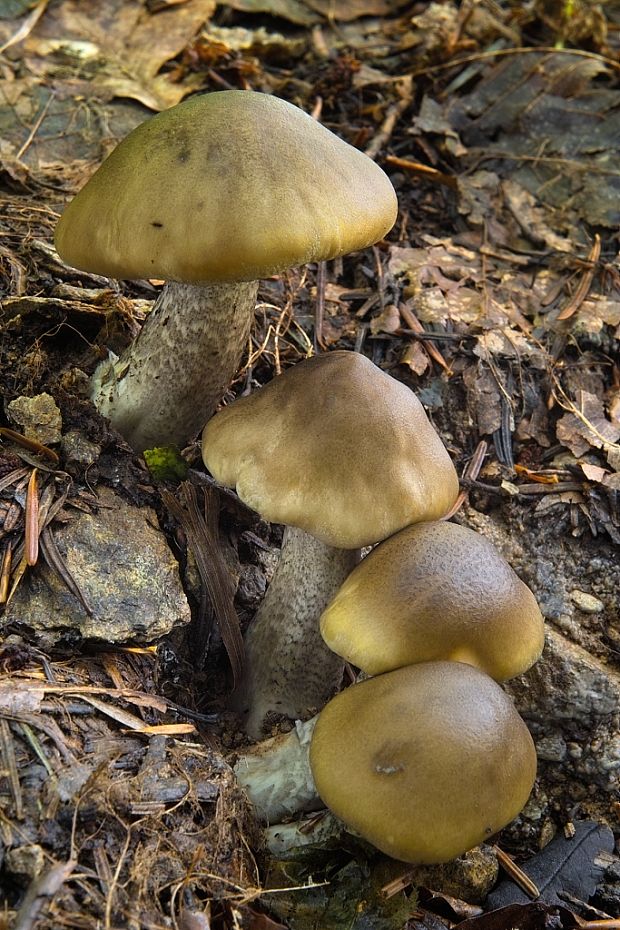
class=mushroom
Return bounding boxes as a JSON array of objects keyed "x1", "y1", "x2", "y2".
[
  {"x1": 202, "y1": 351, "x2": 459, "y2": 737},
  {"x1": 54, "y1": 91, "x2": 397, "y2": 452},
  {"x1": 234, "y1": 661, "x2": 537, "y2": 864},
  {"x1": 320, "y1": 520, "x2": 544, "y2": 680}
]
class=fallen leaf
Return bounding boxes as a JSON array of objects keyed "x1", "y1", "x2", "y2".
[
  {"x1": 556, "y1": 390, "x2": 620, "y2": 456},
  {"x1": 463, "y1": 363, "x2": 502, "y2": 435},
  {"x1": 370, "y1": 303, "x2": 401, "y2": 334},
  {"x1": 486, "y1": 821, "x2": 615, "y2": 908},
  {"x1": 401, "y1": 340, "x2": 430, "y2": 376},
  {"x1": 580, "y1": 462, "x2": 608, "y2": 483},
  {"x1": 24, "y1": 0, "x2": 216, "y2": 109}
]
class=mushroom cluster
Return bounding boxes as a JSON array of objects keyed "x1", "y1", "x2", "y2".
[
  {"x1": 202, "y1": 350, "x2": 459, "y2": 737},
  {"x1": 214, "y1": 351, "x2": 544, "y2": 864}
]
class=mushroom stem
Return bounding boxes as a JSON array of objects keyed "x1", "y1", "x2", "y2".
[
  {"x1": 234, "y1": 716, "x2": 319, "y2": 823},
  {"x1": 233, "y1": 526, "x2": 358, "y2": 739},
  {"x1": 92, "y1": 279, "x2": 259, "y2": 452}
]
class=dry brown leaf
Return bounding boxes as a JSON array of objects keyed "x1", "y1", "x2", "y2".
[
  {"x1": 0, "y1": 684, "x2": 45, "y2": 714},
  {"x1": 580, "y1": 462, "x2": 608, "y2": 483},
  {"x1": 24, "y1": 0, "x2": 216, "y2": 109},
  {"x1": 502, "y1": 179, "x2": 574, "y2": 253},
  {"x1": 370, "y1": 303, "x2": 400, "y2": 334},
  {"x1": 603, "y1": 472, "x2": 620, "y2": 490},
  {"x1": 607, "y1": 444, "x2": 620, "y2": 471},
  {"x1": 556, "y1": 390, "x2": 620, "y2": 456},
  {"x1": 400, "y1": 340, "x2": 430, "y2": 375},
  {"x1": 220, "y1": 0, "x2": 406, "y2": 25}
]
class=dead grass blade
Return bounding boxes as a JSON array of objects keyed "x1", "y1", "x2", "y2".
[
  {"x1": 163, "y1": 483, "x2": 245, "y2": 688},
  {"x1": 556, "y1": 234, "x2": 601, "y2": 321}
]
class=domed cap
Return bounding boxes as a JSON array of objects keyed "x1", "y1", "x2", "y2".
[
  {"x1": 309, "y1": 661, "x2": 537, "y2": 864},
  {"x1": 320, "y1": 521, "x2": 544, "y2": 680},
  {"x1": 54, "y1": 91, "x2": 398, "y2": 283},
  {"x1": 201, "y1": 351, "x2": 460, "y2": 549}
]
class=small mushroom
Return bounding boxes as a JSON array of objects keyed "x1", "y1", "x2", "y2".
[
  {"x1": 320, "y1": 520, "x2": 544, "y2": 680},
  {"x1": 54, "y1": 91, "x2": 397, "y2": 452},
  {"x1": 202, "y1": 351, "x2": 459, "y2": 736},
  {"x1": 235, "y1": 661, "x2": 537, "y2": 864}
]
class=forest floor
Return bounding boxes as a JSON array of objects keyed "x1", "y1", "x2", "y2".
[{"x1": 0, "y1": 1, "x2": 619, "y2": 928}]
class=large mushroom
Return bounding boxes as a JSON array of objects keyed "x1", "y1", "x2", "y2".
[
  {"x1": 54, "y1": 91, "x2": 397, "y2": 452},
  {"x1": 202, "y1": 351, "x2": 459, "y2": 736},
  {"x1": 234, "y1": 661, "x2": 537, "y2": 863},
  {"x1": 320, "y1": 520, "x2": 544, "y2": 681}
]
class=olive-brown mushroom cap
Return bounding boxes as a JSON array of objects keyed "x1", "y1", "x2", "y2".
[
  {"x1": 309, "y1": 662, "x2": 537, "y2": 864},
  {"x1": 320, "y1": 521, "x2": 545, "y2": 680},
  {"x1": 54, "y1": 91, "x2": 397, "y2": 283},
  {"x1": 202, "y1": 352, "x2": 460, "y2": 549}
]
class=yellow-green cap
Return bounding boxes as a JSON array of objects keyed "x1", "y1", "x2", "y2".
[
  {"x1": 202, "y1": 352, "x2": 460, "y2": 549},
  {"x1": 309, "y1": 662, "x2": 537, "y2": 864},
  {"x1": 320, "y1": 521, "x2": 544, "y2": 680},
  {"x1": 55, "y1": 91, "x2": 397, "y2": 283}
]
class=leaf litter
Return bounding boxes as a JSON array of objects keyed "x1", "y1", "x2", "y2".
[{"x1": 1, "y1": 0, "x2": 620, "y2": 927}]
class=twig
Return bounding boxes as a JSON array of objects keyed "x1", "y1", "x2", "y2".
[
  {"x1": 16, "y1": 91, "x2": 56, "y2": 160},
  {"x1": 25, "y1": 469, "x2": 39, "y2": 566},
  {"x1": 443, "y1": 440, "x2": 488, "y2": 520},
  {"x1": 410, "y1": 45, "x2": 620, "y2": 79},
  {"x1": 0, "y1": 544, "x2": 12, "y2": 603},
  {"x1": 0, "y1": 0, "x2": 49, "y2": 55},
  {"x1": 0, "y1": 718, "x2": 23, "y2": 818},
  {"x1": 399, "y1": 302, "x2": 452, "y2": 374},
  {"x1": 0, "y1": 427, "x2": 59, "y2": 464},
  {"x1": 13, "y1": 858, "x2": 77, "y2": 930},
  {"x1": 556, "y1": 233, "x2": 601, "y2": 320},
  {"x1": 493, "y1": 844, "x2": 540, "y2": 899},
  {"x1": 364, "y1": 77, "x2": 413, "y2": 160},
  {"x1": 385, "y1": 155, "x2": 458, "y2": 190},
  {"x1": 314, "y1": 260, "x2": 327, "y2": 352}
]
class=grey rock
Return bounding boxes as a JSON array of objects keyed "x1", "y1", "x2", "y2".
[
  {"x1": 535, "y1": 734, "x2": 567, "y2": 762},
  {"x1": 507, "y1": 628, "x2": 620, "y2": 790},
  {"x1": 459, "y1": 507, "x2": 620, "y2": 799},
  {"x1": 5, "y1": 486, "x2": 190, "y2": 644},
  {"x1": 5, "y1": 844, "x2": 45, "y2": 880},
  {"x1": 61, "y1": 429, "x2": 101, "y2": 468}
]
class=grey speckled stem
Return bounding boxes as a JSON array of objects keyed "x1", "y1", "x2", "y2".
[
  {"x1": 92, "y1": 279, "x2": 259, "y2": 453},
  {"x1": 233, "y1": 526, "x2": 358, "y2": 739},
  {"x1": 234, "y1": 716, "x2": 319, "y2": 823}
]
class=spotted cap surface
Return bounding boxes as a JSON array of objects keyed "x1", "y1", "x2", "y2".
[{"x1": 55, "y1": 91, "x2": 397, "y2": 283}]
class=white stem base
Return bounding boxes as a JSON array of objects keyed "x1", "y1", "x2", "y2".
[
  {"x1": 92, "y1": 279, "x2": 258, "y2": 452},
  {"x1": 234, "y1": 716, "x2": 319, "y2": 823}
]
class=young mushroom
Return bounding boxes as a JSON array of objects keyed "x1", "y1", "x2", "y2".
[
  {"x1": 235, "y1": 661, "x2": 537, "y2": 863},
  {"x1": 320, "y1": 520, "x2": 544, "y2": 680},
  {"x1": 202, "y1": 351, "x2": 459, "y2": 737},
  {"x1": 54, "y1": 91, "x2": 397, "y2": 452}
]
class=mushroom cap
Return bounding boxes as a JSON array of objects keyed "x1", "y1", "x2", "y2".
[
  {"x1": 309, "y1": 661, "x2": 537, "y2": 864},
  {"x1": 54, "y1": 91, "x2": 397, "y2": 283},
  {"x1": 320, "y1": 521, "x2": 544, "y2": 680},
  {"x1": 201, "y1": 351, "x2": 460, "y2": 549}
]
